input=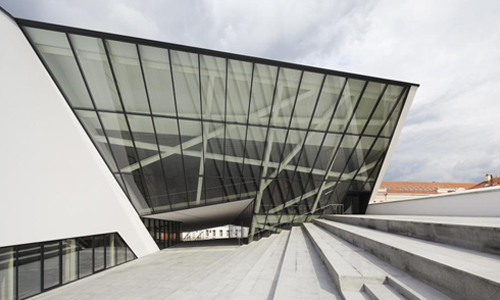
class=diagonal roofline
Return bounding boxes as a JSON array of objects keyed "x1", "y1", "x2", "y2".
[{"x1": 16, "y1": 17, "x2": 419, "y2": 88}]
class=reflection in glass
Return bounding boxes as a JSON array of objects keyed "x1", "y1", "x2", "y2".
[
  {"x1": 17, "y1": 244, "x2": 41, "y2": 299},
  {"x1": 43, "y1": 242, "x2": 60, "y2": 290},
  {"x1": 0, "y1": 247, "x2": 15, "y2": 300},
  {"x1": 62, "y1": 239, "x2": 77, "y2": 284},
  {"x1": 78, "y1": 237, "x2": 93, "y2": 278}
]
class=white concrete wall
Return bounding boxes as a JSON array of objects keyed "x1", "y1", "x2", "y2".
[
  {"x1": 367, "y1": 186, "x2": 500, "y2": 217},
  {"x1": 0, "y1": 10, "x2": 158, "y2": 257}
]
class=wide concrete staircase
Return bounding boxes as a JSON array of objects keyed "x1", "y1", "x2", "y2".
[{"x1": 272, "y1": 214, "x2": 500, "y2": 300}]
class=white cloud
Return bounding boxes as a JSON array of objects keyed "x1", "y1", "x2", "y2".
[{"x1": 2, "y1": 0, "x2": 500, "y2": 183}]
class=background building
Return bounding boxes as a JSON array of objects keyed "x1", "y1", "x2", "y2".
[{"x1": 374, "y1": 181, "x2": 475, "y2": 203}]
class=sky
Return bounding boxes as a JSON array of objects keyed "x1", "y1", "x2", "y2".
[{"x1": 2, "y1": 0, "x2": 500, "y2": 183}]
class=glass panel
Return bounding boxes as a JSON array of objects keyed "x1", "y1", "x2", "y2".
[
  {"x1": 126, "y1": 247, "x2": 134, "y2": 262},
  {"x1": 115, "y1": 235, "x2": 126, "y2": 265},
  {"x1": 25, "y1": 27, "x2": 93, "y2": 109},
  {"x1": 43, "y1": 242, "x2": 60, "y2": 290},
  {"x1": 380, "y1": 89, "x2": 406, "y2": 137},
  {"x1": 248, "y1": 64, "x2": 278, "y2": 125},
  {"x1": 69, "y1": 34, "x2": 123, "y2": 111},
  {"x1": 328, "y1": 79, "x2": 365, "y2": 132},
  {"x1": 0, "y1": 247, "x2": 15, "y2": 300},
  {"x1": 290, "y1": 72, "x2": 324, "y2": 129},
  {"x1": 170, "y1": 50, "x2": 200, "y2": 118},
  {"x1": 200, "y1": 55, "x2": 226, "y2": 122},
  {"x1": 106, "y1": 234, "x2": 116, "y2": 268},
  {"x1": 273, "y1": 68, "x2": 302, "y2": 127},
  {"x1": 107, "y1": 40, "x2": 150, "y2": 113},
  {"x1": 364, "y1": 85, "x2": 404, "y2": 136},
  {"x1": 94, "y1": 236, "x2": 105, "y2": 272},
  {"x1": 78, "y1": 237, "x2": 93, "y2": 278},
  {"x1": 75, "y1": 110, "x2": 118, "y2": 172},
  {"x1": 179, "y1": 119, "x2": 202, "y2": 204},
  {"x1": 139, "y1": 45, "x2": 176, "y2": 117},
  {"x1": 347, "y1": 82, "x2": 385, "y2": 135},
  {"x1": 227, "y1": 59, "x2": 253, "y2": 123},
  {"x1": 17, "y1": 244, "x2": 41, "y2": 299},
  {"x1": 62, "y1": 239, "x2": 77, "y2": 284},
  {"x1": 313, "y1": 76, "x2": 346, "y2": 131}
]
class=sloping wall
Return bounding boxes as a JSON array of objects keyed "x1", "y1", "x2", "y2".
[
  {"x1": 0, "y1": 10, "x2": 157, "y2": 257},
  {"x1": 367, "y1": 186, "x2": 500, "y2": 217}
]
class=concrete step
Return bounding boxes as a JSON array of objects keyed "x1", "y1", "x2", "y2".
[
  {"x1": 302, "y1": 223, "x2": 387, "y2": 294},
  {"x1": 231, "y1": 230, "x2": 290, "y2": 298},
  {"x1": 274, "y1": 227, "x2": 341, "y2": 300},
  {"x1": 314, "y1": 218, "x2": 500, "y2": 300},
  {"x1": 324, "y1": 214, "x2": 500, "y2": 256},
  {"x1": 364, "y1": 284, "x2": 405, "y2": 300}
]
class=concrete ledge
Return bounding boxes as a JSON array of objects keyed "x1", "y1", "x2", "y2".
[
  {"x1": 325, "y1": 215, "x2": 500, "y2": 256},
  {"x1": 314, "y1": 219, "x2": 500, "y2": 300}
]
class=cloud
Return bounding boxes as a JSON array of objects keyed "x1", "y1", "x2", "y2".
[{"x1": 2, "y1": 0, "x2": 500, "y2": 183}]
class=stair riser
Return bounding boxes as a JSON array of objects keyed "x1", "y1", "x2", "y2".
[
  {"x1": 315, "y1": 220, "x2": 500, "y2": 300},
  {"x1": 325, "y1": 215, "x2": 500, "y2": 256}
]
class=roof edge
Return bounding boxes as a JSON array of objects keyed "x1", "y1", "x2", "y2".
[{"x1": 16, "y1": 17, "x2": 420, "y2": 88}]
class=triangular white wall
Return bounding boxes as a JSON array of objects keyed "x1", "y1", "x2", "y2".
[{"x1": 0, "y1": 9, "x2": 158, "y2": 257}]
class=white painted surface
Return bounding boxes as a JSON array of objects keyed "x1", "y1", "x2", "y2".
[
  {"x1": 0, "y1": 10, "x2": 157, "y2": 257},
  {"x1": 369, "y1": 86, "x2": 418, "y2": 204},
  {"x1": 367, "y1": 186, "x2": 500, "y2": 217},
  {"x1": 146, "y1": 198, "x2": 253, "y2": 231}
]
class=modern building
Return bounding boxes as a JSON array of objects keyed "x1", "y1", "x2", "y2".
[
  {"x1": 374, "y1": 181, "x2": 475, "y2": 203},
  {"x1": 19, "y1": 5, "x2": 500, "y2": 300},
  {"x1": 183, "y1": 225, "x2": 249, "y2": 241}
]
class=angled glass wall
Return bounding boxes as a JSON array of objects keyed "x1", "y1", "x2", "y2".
[{"x1": 21, "y1": 22, "x2": 415, "y2": 240}]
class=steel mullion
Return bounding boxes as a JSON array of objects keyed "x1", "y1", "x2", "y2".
[
  {"x1": 336, "y1": 86, "x2": 408, "y2": 206},
  {"x1": 136, "y1": 44, "x2": 174, "y2": 212},
  {"x1": 249, "y1": 66, "x2": 281, "y2": 241},
  {"x1": 322, "y1": 84, "x2": 389, "y2": 211},
  {"x1": 262, "y1": 71, "x2": 304, "y2": 229},
  {"x1": 288, "y1": 78, "x2": 348, "y2": 222},
  {"x1": 197, "y1": 54, "x2": 206, "y2": 206},
  {"x1": 253, "y1": 67, "x2": 281, "y2": 209},
  {"x1": 102, "y1": 38, "x2": 155, "y2": 213},
  {"x1": 308, "y1": 81, "x2": 370, "y2": 214},
  {"x1": 237, "y1": 63, "x2": 256, "y2": 199},
  {"x1": 167, "y1": 49, "x2": 191, "y2": 206},
  {"x1": 362, "y1": 150, "x2": 386, "y2": 190},
  {"x1": 221, "y1": 59, "x2": 229, "y2": 201},
  {"x1": 276, "y1": 74, "x2": 327, "y2": 225}
]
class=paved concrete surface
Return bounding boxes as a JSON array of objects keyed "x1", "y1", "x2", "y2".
[{"x1": 32, "y1": 233, "x2": 290, "y2": 300}]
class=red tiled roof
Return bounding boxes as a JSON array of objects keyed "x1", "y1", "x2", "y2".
[
  {"x1": 379, "y1": 181, "x2": 475, "y2": 194},
  {"x1": 468, "y1": 177, "x2": 500, "y2": 190}
]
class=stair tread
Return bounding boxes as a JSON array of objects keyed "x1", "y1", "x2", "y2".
[
  {"x1": 304, "y1": 223, "x2": 386, "y2": 281},
  {"x1": 364, "y1": 284, "x2": 405, "y2": 300},
  {"x1": 274, "y1": 227, "x2": 341, "y2": 300},
  {"x1": 316, "y1": 219, "x2": 500, "y2": 283},
  {"x1": 327, "y1": 214, "x2": 500, "y2": 229}
]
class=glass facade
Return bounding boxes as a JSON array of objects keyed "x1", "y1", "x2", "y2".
[
  {"x1": 21, "y1": 22, "x2": 415, "y2": 241},
  {"x1": 142, "y1": 219, "x2": 182, "y2": 249},
  {"x1": 0, "y1": 233, "x2": 135, "y2": 300}
]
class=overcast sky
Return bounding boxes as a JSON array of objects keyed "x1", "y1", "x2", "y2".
[{"x1": 2, "y1": 0, "x2": 500, "y2": 183}]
